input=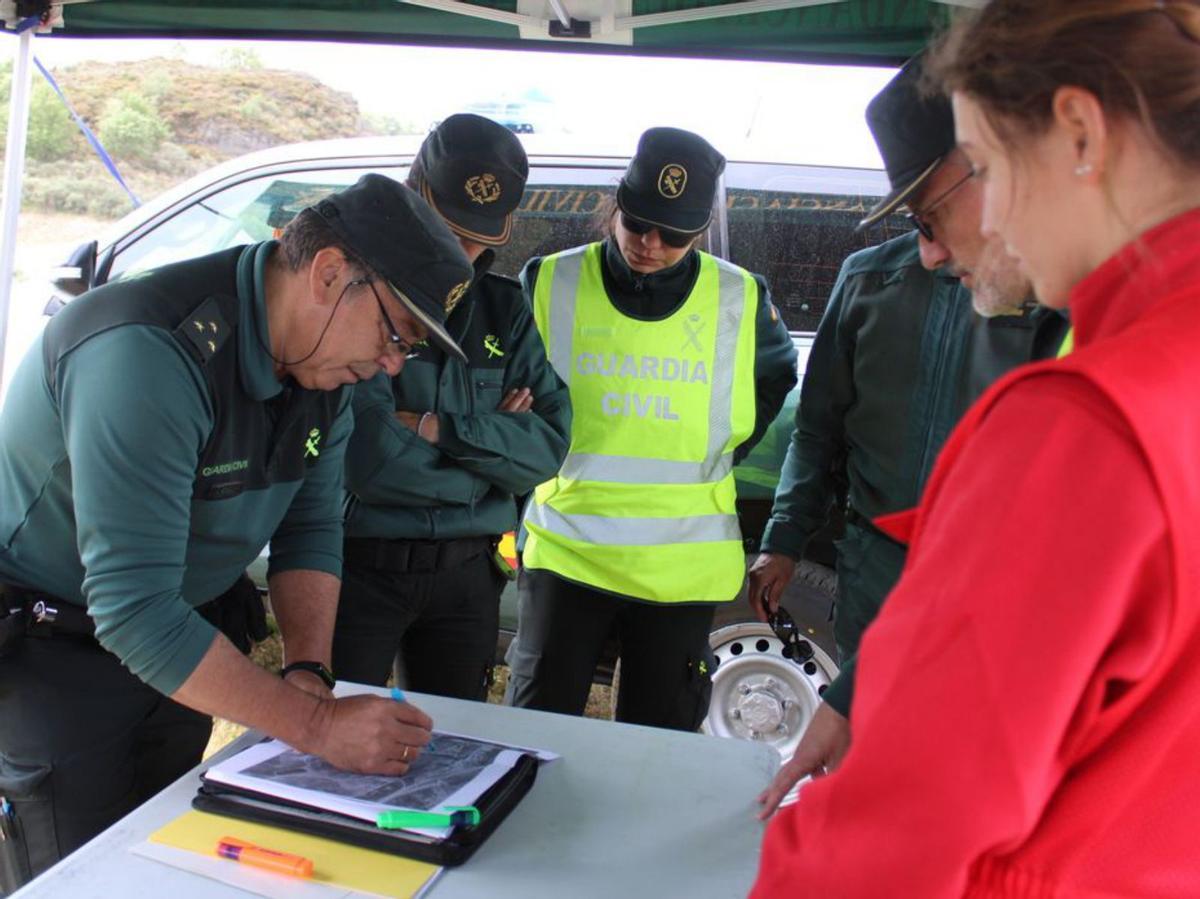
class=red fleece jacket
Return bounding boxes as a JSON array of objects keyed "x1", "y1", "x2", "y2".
[{"x1": 753, "y1": 210, "x2": 1200, "y2": 897}]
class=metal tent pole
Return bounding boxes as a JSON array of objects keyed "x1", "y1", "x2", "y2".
[{"x1": 0, "y1": 24, "x2": 35, "y2": 395}]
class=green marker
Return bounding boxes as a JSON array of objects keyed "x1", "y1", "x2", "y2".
[{"x1": 376, "y1": 806, "x2": 480, "y2": 830}]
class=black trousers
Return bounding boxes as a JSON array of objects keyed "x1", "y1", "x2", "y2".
[
  {"x1": 505, "y1": 568, "x2": 717, "y2": 732},
  {"x1": 332, "y1": 538, "x2": 504, "y2": 701},
  {"x1": 0, "y1": 635, "x2": 212, "y2": 889},
  {"x1": 832, "y1": 521, "x2": 908, "y2": 663}
]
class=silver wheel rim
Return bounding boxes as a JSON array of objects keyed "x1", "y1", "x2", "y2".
[{"x1": 702, "y1": 621, "x2": 839, "y2": 760}]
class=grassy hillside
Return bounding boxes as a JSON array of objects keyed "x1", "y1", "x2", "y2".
[{"x1": 2, "y1": 55, "x2": 417, "y2": 219}]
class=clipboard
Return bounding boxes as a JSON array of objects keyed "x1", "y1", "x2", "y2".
[{"x1": 193, "y1": 752, "x2": 538, "y2": 867}]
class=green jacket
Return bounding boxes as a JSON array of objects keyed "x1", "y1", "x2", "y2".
[
  {"x1": 761, "y1": 232, "x2": 1069, "y2": 715},
  {"x1": 762, "y1": 231, "x2": 1069, "y2": 559},
  {"x1": 344, "y1": 255, "x2": 571, "y2": 539},
  {"x1": 0, "y1": 243, "x2": 350, "y2": 694}
]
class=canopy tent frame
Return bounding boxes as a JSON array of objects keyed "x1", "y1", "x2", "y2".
[
  {"x1": 398, "y1": 0, "x2": 982, "y2": 44},
  {"x1": 0, "y1": 20, "x2": 35, "y2": 389}
]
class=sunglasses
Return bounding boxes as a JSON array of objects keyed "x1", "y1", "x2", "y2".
[
  {"x1": 620, "y1": 212, "x2": 695, "y2": 249},
  {"x1": 904, "y1": 167, "x2": 975, "y2": 242},
  {"x1": 356, "y1": 279, "x2": 421, "y2": 360},
  {"x1": 767, "y1": 606, "x2": 816, "y2": 665}
]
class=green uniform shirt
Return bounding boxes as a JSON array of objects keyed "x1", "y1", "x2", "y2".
[
  {"x1": 0, "y1": 243, "x2": 351, "y2": 694},
  {"x1": 761, "y1": 231, "x2": 1069, "y2": 559},
  {"x1": 344, "y1": 258, "x2": 571, "y2": 539},
  {"x1": 761, "y1": 232, "x2": 1069, "y2": 714}
]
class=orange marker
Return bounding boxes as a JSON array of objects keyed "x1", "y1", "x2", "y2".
[{"x1": 216, "y1": 836, "x2": 314, "y2": 878}]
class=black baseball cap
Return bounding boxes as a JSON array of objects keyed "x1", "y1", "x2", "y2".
[
  {"x1": 617, "y1": 127, "x2": 725, "y2": 235},
  {"x1": 857, "y1": 55, "x2": 957, "y2": 231},
  {"x1": 413, "y1": 113, "x2": 529, "y2": 247},
  {"x1": 313, "y1": 173, "x2": 472, "y2": 362}
]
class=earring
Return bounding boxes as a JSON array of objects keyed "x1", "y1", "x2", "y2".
[{"x1": 1074, "y1": 163, "x2": 1094, "y2": 176}]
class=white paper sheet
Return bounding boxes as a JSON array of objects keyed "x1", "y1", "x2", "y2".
[{"x1": 204, "y1": 730, "x2": 556, "y2": 839}]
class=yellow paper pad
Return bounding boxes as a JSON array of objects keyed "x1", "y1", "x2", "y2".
[{"x1": 149, "y1": 810, "x2": 439, "y2": 899}]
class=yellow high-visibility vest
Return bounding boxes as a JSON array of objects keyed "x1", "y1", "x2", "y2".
[
  {"x1": 524, "y1": 243, "x2": 757, "y2": 603},
  {"x1": 1057, "y1": 326, "x2": 1075, "y2": 358}
]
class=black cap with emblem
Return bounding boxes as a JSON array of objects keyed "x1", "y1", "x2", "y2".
[
  {"x1": 313, "y1": 173, "x2": 472, "y2": 363},
  {"x1": 411, "y1": 113, "x2": 529, "y2": 248},
  {"x1": 857, "y1": 54, "x2": 957, "y2": 231},
  {"x1": 617, "y1": 127, "x2": 725, "y2": 235}
]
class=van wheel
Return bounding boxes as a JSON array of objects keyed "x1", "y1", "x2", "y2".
[
  {"x1": 702, "y1": 620, "x2": 839, "y2": 758},
  {"x1": 791, "y1": 558, "x2": 837, "y2": 599}
]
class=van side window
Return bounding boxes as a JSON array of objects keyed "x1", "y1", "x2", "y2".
[
  {"x1": 106, "y1": 168, "x2": 386, "y2": 284},
  {"x1": 723, "y1": 179, "x2": 908, "y2": 330},
  {"x1": 494, "y1": 182, "x2": 616, "y2": 278}
]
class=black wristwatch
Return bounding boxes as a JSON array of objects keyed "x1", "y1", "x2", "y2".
[{"x1": 280, "y1": 660, "x2": 336, "y2": 690}]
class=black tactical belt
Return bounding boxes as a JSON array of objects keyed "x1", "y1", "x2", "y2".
[
  {"x1": 2, "y1": 586, "x2": 95, "y2": 636},
  {"x1": 0, "y1": 583, "x2": 236, "y2": 643},
  {"x1": 343, "y1": 535, "x2": 495, "y2": 574}
]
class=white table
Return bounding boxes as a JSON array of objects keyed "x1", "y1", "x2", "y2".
[{"x1": 14, "y1": 686, "x2": 778, "y2": 898}]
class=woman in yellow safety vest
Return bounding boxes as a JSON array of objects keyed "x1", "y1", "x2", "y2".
[{"x1": 505, "y1": 127, "x2": 797, "y2": 730}]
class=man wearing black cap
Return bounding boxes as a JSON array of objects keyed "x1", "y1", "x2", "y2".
[
  {"x1": 752, "y1": 58, "x2": 1070, "y2": 813},
  {"x1": 507, "y1": 126, "x2": 797, "y2": 731},
  {"x1": 0, "y1": 173, "x2": 472, "y2": 883},
  {"x1": 332, "y1": 114, "x2": 570, "y2": 701}
]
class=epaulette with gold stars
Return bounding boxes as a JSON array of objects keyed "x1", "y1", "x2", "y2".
[{"x1": 174, "y1": 296, "x2": 231, "y2": 364}]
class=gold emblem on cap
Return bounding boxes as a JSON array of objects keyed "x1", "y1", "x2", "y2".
[
  {"x1": 658, "y1": 164, "x2": 688, "y2": 199},
  {"x1": 446, "y1": 279, "x2": 470, "y2": 314},
  {"x1": 464, "y1": 174, "x2": 502, "y2": 205}
]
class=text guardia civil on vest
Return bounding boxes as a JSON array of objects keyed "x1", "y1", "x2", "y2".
[{"x1": 575, "y1": 352, "x2": 710, "y2": 420}]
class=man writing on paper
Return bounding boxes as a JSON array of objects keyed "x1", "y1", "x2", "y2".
[{"x1": 0, "y1": 174, "x2": 470, "y2": 885}]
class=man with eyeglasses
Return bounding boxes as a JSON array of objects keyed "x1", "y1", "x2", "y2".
[
  {"x1": 749, "y1": 56, "x2": 1069, "y2": 812},
  {"x1": 0, "y1": 174, "x2": 473, "y2": 885},
  {"x1": 333, "y1": 114, "x2": 570, "y2": 702}
]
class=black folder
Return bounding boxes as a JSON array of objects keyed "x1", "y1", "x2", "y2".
[{"x1": 193, "y1": 751, "x2": 538, "y2": 867}]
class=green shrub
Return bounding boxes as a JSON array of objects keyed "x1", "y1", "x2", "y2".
[
  {"x1": 27, "y1": 81, "x2": 79, "y2": 162},
  {"x1": 144, "y1": 140, "x2": 194, "y2": 176},
  {"x1": 219, "y1": 48, "x2": 263, "y2": 70},
  {"x1": 141, "y1": 71, "x2": 173, "y2": 107},
  {"x1": 21, "y1": 170, "x2": 134, "y2": 217},
  {"x1": 238, "y1": 92, "x2": 282, "y2": 122},
  {"x1": 98, "y1": 91, "x2": 170, "y2": 163},
  {"x1": 0, "y1": 64, "x2": 79, "y2": 162}
]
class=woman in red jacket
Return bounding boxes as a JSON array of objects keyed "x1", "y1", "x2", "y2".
[{"x1": 754, "y1": 2, "x2": 1200, "y2": 896}]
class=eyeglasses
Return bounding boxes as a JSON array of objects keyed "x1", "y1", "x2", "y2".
[
  {"x1": 905, "y1": 167, "x2": 975, "y2": 242},
  {"x1": 767, "y1": 606, "x2": 815, "y2": 665},
  {"x1": 357, "y1": 279, "x2": 421, "y2": 360},
  {"x1": 620, "y1": 212, "x2": 695, "y2": 249}
]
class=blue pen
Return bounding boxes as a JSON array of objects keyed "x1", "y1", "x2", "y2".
[{"x1": 390, "y1": 688, "x2": 436, "y2": 753}]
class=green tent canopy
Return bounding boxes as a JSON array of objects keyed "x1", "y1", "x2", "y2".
[{"x1": 36, "y1": 0, "x2": 982, "y2": 66}]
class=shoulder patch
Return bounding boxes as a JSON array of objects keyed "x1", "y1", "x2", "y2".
[
  {"x1": 477, "y1": 271, "x2": 525, "y2": 309},
  {"x1": 174, "y1": 296, "x2": 232, "y2": 365}
]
